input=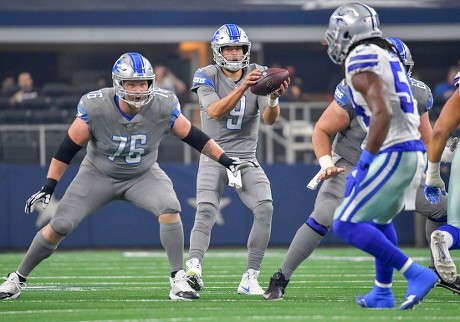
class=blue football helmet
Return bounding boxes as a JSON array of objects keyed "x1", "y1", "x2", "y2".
[
  {"x1": 386, "y1": 37, "x2": 414, "y2": 76},
  {"x1": 211, "y1": 24, "x2": 251, "y2": 72},
  {"x1": 112, "y1": 52, "x2": 155, "y2": 108},
  {"x1": 325, "y1": 3, "x2": 382, "y2": 64}
]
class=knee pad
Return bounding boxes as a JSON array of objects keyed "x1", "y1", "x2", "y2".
[
  {"x1": 195, "y1": 203, "x2": 218, "y2": 228},
  {"x1": 50, "y1": 216, "x2": 76, "y2": 236},
  {"x1": 253, "y1": 202, "x2": 273, "y2": 224}
]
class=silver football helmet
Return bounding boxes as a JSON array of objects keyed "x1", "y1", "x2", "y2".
[
  {"x1": 112, "y1": 52, "x2": 155, "y2": 108},
  {"x1": 325, "y1": 3, "x2": 382, "y2": 64},
  {"x1": 386, "y1": 37, "x2": 414, "y2": 76},
  {"x1": 211, "y1": 24, "x2": 251, "y2": 72}
]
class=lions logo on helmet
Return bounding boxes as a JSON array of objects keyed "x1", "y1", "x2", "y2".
[
  {"x1": 211, "y1": 24, "x2": 251, "y2": 72},
  {"x1": 325, "y1": 3, "x2": 382, "y2": 65},
  {"x1": 112, "y1": 52, "x2": 155, "y2": 108},
  {"x1": 386, "y1": 37, "x2": 414, "y2": 76}
]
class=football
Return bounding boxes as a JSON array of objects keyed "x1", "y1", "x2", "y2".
[{"x1": 250, "y1": 68, "x2": 289, "y2": 96}]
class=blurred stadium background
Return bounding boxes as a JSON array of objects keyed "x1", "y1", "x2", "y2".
[{"x1": 1, "y1": 0, "x2": 459, "y2": 249}]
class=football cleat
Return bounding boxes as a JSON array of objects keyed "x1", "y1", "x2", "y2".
[
  {"x1": 169, "y1": 270, "x2": 200, "y2": 300},
  {"x1": 0, "y1": 272, "x2": 25, "y2": 300},
  {"x1": 431, "y1": 230, "x2": 457, "y2": 283},
  {"x1": 263, "y1": 269, "x2": 289, "y2": 301},
  {"x1": 356, "y1": 284, "x2": 395, "y2": 309},
  {"x1": 237, "y1": 269, "x2": 264, "y2": 295},
  {"x1": 434, "y1": 269, "x2": 460, "y2": 295},
  {"x1": 185, "y1": 258, "x2": 204, "y2": 291},
  {"x1": 399, "y1": 265, "x2": 439, "y2": 310}
]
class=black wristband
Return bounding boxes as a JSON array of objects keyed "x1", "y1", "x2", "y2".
[
  {"x1": 218, "y1": 153, "x2": 234, "y2": 169},
  {"x1": 43, "y1": 178, "x2": 58, "y2": 194}
]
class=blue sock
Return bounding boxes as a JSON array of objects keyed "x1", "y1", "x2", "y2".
[
  {"x1": 373, "y1": 222, "x2": 397, "y2": 285},
  {"x1": 333, "y1": 220, "x2": 408, "y2": 270},
  {"x1": 438, "y1": 225, "x2": 460, "y2": 249}
]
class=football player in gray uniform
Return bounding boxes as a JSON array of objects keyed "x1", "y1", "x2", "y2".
[
  {"x1": 264, "y1": 37, "x2": 459, "y2": 302},
  {"x1": 0, "y1": 52, "x2": 253, "y2": 301},
  {"x1": 185, "y1": 23, "x2": 289, "y2": 295},
  {"x1": 425, "y1": 71, "x2": 460, "y2": 289}
]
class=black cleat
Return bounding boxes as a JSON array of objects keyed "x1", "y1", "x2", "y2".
[
  {"x1": 435, "y1": 270, "x2": 460, "y2": 295},
  {"x1": 263, "y1": 269, "x2": 289, "y2": 301}
]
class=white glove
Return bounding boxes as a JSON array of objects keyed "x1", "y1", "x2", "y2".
[{"x1": 440, "y1": 137, "x2": 458, "y2": 163}]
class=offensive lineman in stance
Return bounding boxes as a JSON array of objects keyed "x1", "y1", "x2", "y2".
[
  {"x1": 185, "y1": 23, "x2": 289, "y2": 295},
  {"x1": 0, "y1": 52, "x2": 252, "y2": 301},
  {"x1": 264, "y1": 38, "x2": 460, "y2": 301}
]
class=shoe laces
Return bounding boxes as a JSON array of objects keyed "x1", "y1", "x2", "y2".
[
  {"x1": 3, "y1": 274, "x2": 25, "y2": 290},
  {"x1": 267, "y1": 270, "x2": 288, "y2": 290}
]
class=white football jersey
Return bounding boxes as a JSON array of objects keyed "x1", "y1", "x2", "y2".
[{"x1": 345, "y1": 43, "x2": 423, "y2": 153}]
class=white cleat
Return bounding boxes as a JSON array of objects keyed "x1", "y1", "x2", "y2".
[
  {"x1": 0, "y1": 272, "x2": 25, "y2": 300},
  {"x1": 431, "y1": 230, "x2": 457, "y2": 284},
  {"x1": 237, "y1": 269, "x2": 264, "y2": 295},
  {"x1": 169, "y1": 270, "x2": 200, "y2": 300},
  {"x1": 185, "y1": 258, "x2": 204, "y2": 291}
]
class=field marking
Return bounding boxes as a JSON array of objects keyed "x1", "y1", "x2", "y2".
[{"x1": 121, "y1": 250, "x2": 445, "y2": 262}]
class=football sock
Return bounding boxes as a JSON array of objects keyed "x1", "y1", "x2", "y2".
[
  {"x1": 280, "y1": 223, "x2": 323, "y2": 280},
  {"x1": 247, "y1": 202, "x2": 273, "y2": 271},
  {"x1": 438, "y1": 225, "x2": 460, "y2": 249},
  {"x1": 160, "y1": 221, "x2": 184, "y2": 274},
  {"x1": 373, "y1": 222, "x2": 397, "y2": 285},
  {"x1": 188, "y1": 202, "x2": 217, "y2": 261},
  {"x1": 333, "y1": 220, "x2": 409, "y2": 271},
  {"x1": 425, "y1": 218, "x2": 446, "y2": 266},
  {"x1": 17, "y1": 230, "x2": 59, "y2": 279}
]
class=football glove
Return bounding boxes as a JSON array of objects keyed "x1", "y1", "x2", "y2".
[
  {"x1": 25, "y1": 179, "x2": 57, "y2": 214},
  {"x1": 424, "y1": 163, "x2": 446, "y2": 204},
  {"x1": 229, "y1": 159, "x2": 259, "y2": 177},
  {"x1": 440, "y1": 137, "x2": 458, "y2": 163},
  {"x1": 344, "y1": 150, "x2": 375, "y2": 198}
]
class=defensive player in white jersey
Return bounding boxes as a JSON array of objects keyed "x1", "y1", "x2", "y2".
[
  {"x1": 425, "y1": 71, "x2": 460, "y2": 286},
  {"x1": 324, "y1": 3, "x2": 438, "y2": 310},
  {"x1": 263, "y1": 38, "x2": 459, "y2": 301},
  {"x1": 185, "y1": 23, "x2": 289, "y2": 295},
  {"x1": 0, "y1": 52, "x2": 253, "y2": 301}
]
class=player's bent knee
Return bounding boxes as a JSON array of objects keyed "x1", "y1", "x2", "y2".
[
  {"x1": 50, "y1": 217, "x2": 76, "y2": 236},
  {"x1": 196, "y1": 203, "x2": 218, "y2": 225},
  {"x1": 254, "y1": 202, "x2": 273, "y2": 222}
]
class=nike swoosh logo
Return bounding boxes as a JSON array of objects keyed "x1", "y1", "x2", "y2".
[
  {"x1": 400, "y1": 294, "x2": 417, "y2": 308},
  {"x1": 241, "y1": 286, "x2": 250, "y2": 293}
]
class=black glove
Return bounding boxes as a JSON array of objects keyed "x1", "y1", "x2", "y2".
[
  {"x1": 24, "y1": 178, "x2": 57, "y2": 214},
  {"x1": 229, "y1": 159, "x2": 259, "y2": 177}
]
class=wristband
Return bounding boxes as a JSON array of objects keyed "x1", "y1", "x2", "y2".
[
  {"x1": 426, "y1": 161, "x2": 440, "y2": 175},
  {"x1": 268, "y1": 97, "x2": 279, "y2": 108},
  {"x1": 218, "y1": 153, "x2": 234, "y2": 169},
  {"x1": 43, "y1": 178, "x2": 58, "y2": 194},
  {"x1": 318, "y1": 155, "x2": 334, "y2": 170},
  {"x1": 358, "y1": 150, "x2": 375, "y2": 167}
]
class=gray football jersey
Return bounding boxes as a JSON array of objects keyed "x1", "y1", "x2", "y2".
[
  {"x1": 191, "y1": 64, "x2": 267, "y2": 158},
  {"x1": 77, "y1": 87, "x2": 180, "y2": 180},
  {"x1": 332, "y1": 78, "x2": 433, "y2": 165}
]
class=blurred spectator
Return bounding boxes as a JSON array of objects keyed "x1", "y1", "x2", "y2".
[
  {"x1": 282, "y1": 65, "x2": 309, "y2": 102},
  {"x1": 433, "y1": 65, "x2": 458, "y2": 103},
  {"x1": 154, "y1": 65, "x2": 186, "y2": 95},
  {"x1": 1, "y1": 76, "x2": 17, "y2": 97},
  {"x1": 95, "y1": 76, "x2": 109, "y2": 88},
  {"x1": 9, "y1": 72, "x2": 41, "y2": 106}
]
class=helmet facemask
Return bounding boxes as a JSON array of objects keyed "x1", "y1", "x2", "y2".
[
  {"x1": 112, "y1": 52, "x2": 155, "y2": 109},
  {"x1": 211, "y1": 24, "x2": 251, "y2": 72}
]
